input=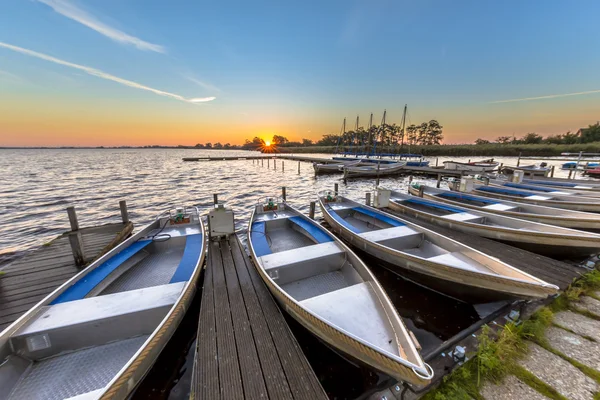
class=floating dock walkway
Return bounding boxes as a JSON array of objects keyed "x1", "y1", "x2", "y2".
[
  {"x1": 183, "y1": 154, "x2": 466, "y2": 178},
  {"x1": 0, "y1": 203, "x2": 133, "y2": 331},
  {"x1": 192, "y1": 234, "x2": 327, "y2": 400}
]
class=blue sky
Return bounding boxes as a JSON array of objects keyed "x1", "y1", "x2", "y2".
[{"x1": 0, "y1": 0, "x2": 599, "y2": 146}]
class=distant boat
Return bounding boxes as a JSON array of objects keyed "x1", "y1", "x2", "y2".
[
  {"x1": 343, "y1": 161, "x2": 407, "y2": 178},
  {"x1": 562, "y1": 161, "x2": 599, "y2": 170},
  {"x1": 409, "y1": 184, "x2": 600, "y2": 231},
  {"x1": 501, "y1": 163, "x2": 550, "y2": 177},
  {"x1": 318, "y1": 194, "x2": 558, "y2": 303},
  {"x1": 443, "y1": 159, "x2": 499, "y2": 172},
  {"x1": 0, "y1": 207, "x2": 207, "y2": 400},
  {"x1": 247, "y1": 199, "x2": 432, "y2": 385},
  {"x1": 313, "y1": 159, "x2": 361, "y2": 174},
  {"x1": 584, "y1": 167, "x2": 600, "y2": 178},
  {"x1": 385, "y1": 190, "x2": 600, "y2": 258}
]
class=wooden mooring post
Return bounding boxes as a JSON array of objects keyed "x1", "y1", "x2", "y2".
[
  {"x1": 334, "y1": 183, "x2": 339, "y2": 196},
  {"x1": 282, "y1": 186, "x2": 287, "y2": 201},
  {"x1": 309, "y1": 201, "x2": 316, "y2": 219},
  {"x1": 282, "y1": 161, "x2": 285, "y2": 172},
  {"x1": 66, "y1": 207, "x2": 86, "y2": 266},
  {"x1": 274, "y1": 159, "x2": 277, "y2": 170},
  {"x1": 550, "y1": 165, "x2": 555, "y2": 177},
  {"x1": 517, "y1": 152, "x2": 522, "y2": 167},
  {"x1": 119, "y1": 200, "x2": 129, "y2": 224},
  {"x1": 436, "y1": 174, "x2": 442, "y2": 188},
  {"x1": 365, "y1": 192, "x2": 371, "y2": 206},
  {"x1": 298, "y1": 161, "x2": 301, "y2": 174}
]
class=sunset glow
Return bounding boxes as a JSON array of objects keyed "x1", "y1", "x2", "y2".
[{"x1": 0, "y1": 2, "x2": 599, "y2": 146}]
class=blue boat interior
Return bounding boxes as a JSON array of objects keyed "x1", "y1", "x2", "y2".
[
  {"x1": 2, "y1": 217, "x2": 205, "y2": 400},
  {"x1": 504, "y1": 182, "x2": 556, "y2": 192},
  {"x1": 526, "y1": 180, "x2": 577, "y2": 188},
  {"x1": 326, "y1": 206, "x2": 405, "y2": 233},
  {"x1": 437, "y1": 191, "x2": 499, "y2": 207},
  {"x1": 475, "y1": 185, "x2": 533, "y2": 197},
  {"x1": 251, "y1": 213, "x2": 333, "y2": 256},
  {"x1": 402, "y1": 198, "x2": 465, "y2": 216}
]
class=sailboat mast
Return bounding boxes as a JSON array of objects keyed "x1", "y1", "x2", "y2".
[
  {"x1": 367, "y1": 113, "x2": 373, "y2": 158},
  {"x1": 399, "y1": 104, "x2": 407, "y2": 156}
]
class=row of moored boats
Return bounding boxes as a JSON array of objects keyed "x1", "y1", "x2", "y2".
[{"x1": 3, "y1": 173, "x2": 600, "y2": 398}]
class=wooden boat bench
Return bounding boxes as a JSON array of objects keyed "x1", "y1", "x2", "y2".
[
  {"x1": 10, "y1": 282, "x2": 185, "y2": 360},
  {"x1": 441, "y1": 212, "x2": 485, "y2": 223}
]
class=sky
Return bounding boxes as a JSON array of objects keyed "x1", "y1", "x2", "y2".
[{"x1": 0, "y1": 0, "x2": 599, "y2": 147}]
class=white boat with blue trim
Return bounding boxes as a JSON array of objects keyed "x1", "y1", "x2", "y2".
[
  {"x1": 318, "y1": 194, "x2": 558, "y2": 303},
  {"x1": 0, "y1": 207, "x2": 206, "y2": 400},
  {"x1": 522, "y1": 177, "x2": 600, "y2": 192},
  {"x1": 469, "y1": 181, "x2": 600, "y2": 213},
  {"x1": 384, "y1": 189, "x2": 600, "y2": 258},
  {"x1": 486, "y1": 178, "x2": 600, "y2": 198},
  {"x1": 247, "y1": 197, "x2": 432, "y2": 385},
  {"x1": 409, "y1": 184, "x2": 600, "y2": 231}
]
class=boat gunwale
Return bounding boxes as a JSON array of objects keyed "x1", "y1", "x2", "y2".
[
  {"x1": 246, "y1": 202, "x2": 431, "y2": 384},
  {"x1": 389, "y1": 191, "x2": 600, "y2": 243},
  {"x1": 408, "y1": 186, "x2": 600, "y2": 227},
  {"x1": 0, "y1": 209, "x2": 207, "y2": 400},
  {"x1": 318, "y1": 196, "x2": 558, "y2": 297}
]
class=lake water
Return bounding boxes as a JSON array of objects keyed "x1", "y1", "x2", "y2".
[{"x1": 0, "y1": 149, "x2": 590, "y2": 398}]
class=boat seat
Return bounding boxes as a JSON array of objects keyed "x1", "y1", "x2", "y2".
[
  {"x1": 525, "y1": 195, "x2": 552, "y2": 200},
  {"x1": 481, "y1": 203, "x2": 518, "y2": 211},
  {"x1": 51, "y1": 239, "x2": 152, "y2": 304},
  {"x1": 441, "y1": 212, "x2": 485, "y2": 223},
  {"x1": 428, "y1": 252, "x2": 491, "y2": 273},
  {"x1": 352, "y1": 207, "x2": 404, "y2": 227},
  {"x1": 289, "y1": 216, "x2": 333, "y2": 243},
  {"x1": 358, "y1": 226, "x2": 423, "y2": 248},
  {"x1": 251, "y1": 221, "x2": 272, "y2": 257},
  {"x1": 170, "y1": 233, "x2": 203, "y2": 283},
  {"x1": 259, "y1": 242, "x2": 345, "y2": 285},
  {"x1": 10, "y1": 282, "x2": 185, "y2": 360}
]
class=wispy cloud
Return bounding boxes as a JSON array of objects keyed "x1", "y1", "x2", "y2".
[
  {"x1": 37, "y1": 0, "x2": 165, "y2": 53},
  {"x1": 0, "y1": 69, "x2": 27, "y2": 84},
  {"x1": 185, "y1": 76, "x2": 221, "y2": 93},
  {"x1": 0, "y1": 42, "x2": 215, "y2": 103},
  {"x1": 490, "y1": 89, "x2": 600, "y2": 104}
]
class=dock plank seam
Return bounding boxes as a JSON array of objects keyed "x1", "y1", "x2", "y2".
[
  {"x1": 212, "y1": 240, "x2": 244, "y2": 400},
  {"x1": 229, "y1": 236, "x2": 294, "y2": 400},
  {"x1": 235, "y1": 238, "x2": 327, "y2": 400}
]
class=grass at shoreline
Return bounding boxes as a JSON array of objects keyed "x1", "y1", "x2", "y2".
[
  {"x1": 423, "y1": 269, "x2": 600, "y2": 400},
  {"x1": 278, "y1": 142, "x2": 600, "y2": 157}
]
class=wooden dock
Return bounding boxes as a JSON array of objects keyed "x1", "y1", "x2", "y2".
[
  {"x1": 192, "y1": 235, "x2": 327, "y2": 400},
  {"x1": 0, "y1": 205, "x2": 133, "y2": 332}
]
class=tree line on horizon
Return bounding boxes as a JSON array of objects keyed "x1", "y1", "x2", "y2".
[
  {"x1": 240, "y1": 120, "x2": 444, "y2": 150},
  {"x1": 474, "y1": 122, "x2": 600, "y2": 146}
]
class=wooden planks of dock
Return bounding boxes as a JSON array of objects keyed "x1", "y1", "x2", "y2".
[
  {"x1": 0, "y1": 220, "x2": 133, "y2": 331},
  {"x1": 192, "y1": 235, "x2": 327, "y2": 400}
]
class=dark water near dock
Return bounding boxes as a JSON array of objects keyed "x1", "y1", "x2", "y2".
[{"x1": 0, "y1": 149, "x2": 585, "y2": 399}]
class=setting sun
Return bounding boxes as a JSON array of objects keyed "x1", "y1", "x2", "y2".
[{"x1": 264, "y1": 140, "x2": 271, "y2": 147}]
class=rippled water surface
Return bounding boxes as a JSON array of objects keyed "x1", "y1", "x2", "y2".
[
  {"x1": 0, "y1": 149, "x2": 582, "y2": 262},
  {"x1": 0, "y1": 149, "x2": 591, "y2": 399}
]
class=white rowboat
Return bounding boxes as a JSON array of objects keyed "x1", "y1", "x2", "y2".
[
  {"x1": 0, "y1": 207, "x2": 207, "y2": 400},
  {"x1": 319, "y1": 195, "x2": 558, "y2": 303},
  {"x1": 247, "y1": 198, "x2": 432, "y2": 385}
]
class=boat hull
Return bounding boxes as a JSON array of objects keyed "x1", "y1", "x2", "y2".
[
  {"x1": 320, "y1": 203, "x2": 555, "y2": 303},
  {"x1": 408, "y1": 186, "x2": 600, "y2": 231},
  {"x1": 388, "y1": 201, "x2": 600, "y2": 258},
  {"x1": 248, "y1": 245, "x2": 430, "y2": 386},
  {"x1": 443, "y1": 161, "x2": 498, "y2": 172}
]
